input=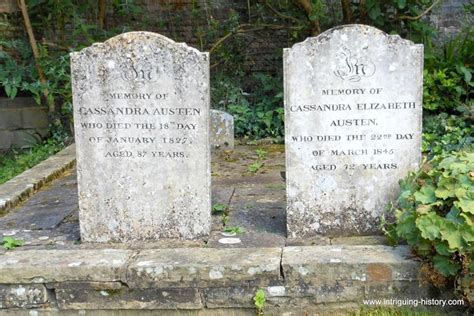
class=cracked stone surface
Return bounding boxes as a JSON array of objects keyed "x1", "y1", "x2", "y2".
[
  {"x1": 0, "y1": 144, "x2": 392, "y2": 251},
  {"x1": 0, "y1": 145, "x2": 289, "y2": 249}
]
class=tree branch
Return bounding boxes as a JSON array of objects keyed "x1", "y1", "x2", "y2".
[
  {"x1": 359, "y1": 0, "x2": 367, "y2": 24},
  {"x1": 18, "y1": 0, "x2": 55, "y2": 113},
  {"x1": 98, "y1": 0, "x2": 106, "y2": 29},
  {"x1": 293, "y1": 0, "x2": 321, "y2": 36},
  {"x1": 264, "y1": 0, "x2": 303, "y2": 24},
  {"x1": 399, "y1": 0, "x2": 440, "y2": 21},
  {"x1": 209, "y1": 23, "x2": 302, "y2": 54},
  {"x1": 341, "y1": 0, "x2": 353, "y2": 24}
]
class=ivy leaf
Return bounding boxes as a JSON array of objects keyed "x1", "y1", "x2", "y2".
[
  {"x1": 433, "y1": 255, "x2": 461, "y2": 276},
  {"x1": 212, "y1": 203, "x2": 227, "y2": 214},
  {"x1": 397, "y1": 0, "x2": 406, "y2": 9},
  {"x1": 416, "y1": 213, "x2": 442, "y2": 240},
  {"x1": 455, "y1": 197, "x2": 474, "y2": 214},
  {"x1": 447, "y1": 163, "x2": 469, "y2": 175},
  {"x1": 459, "y1": 65, "x2": 472, "y2": 82},
  {"x1": 440, "y1": 222, "x2": 465, "y2": 250},
  {"x1": 367, "y1": 2, "x2": 381, "y2": 20},
  {"x1": 457, "y1": 174, "x2": 472, "y2": 189},
  {"x1": 414, "y1": 185, "x2": 437, "y2": 204},
  {"x1": 435, "y1": 178, "x2": 455, "y2": 199},
  {"x1": 460, "y1": 223, "x2": 474, "y2": 243},
  {"x1": 397, "y1": 189, "x2": 414, "y2": 209},
  {"x1": 416, "y1": 204, "x2": 431, "y2": 214},
  {"x1": 438, "y1": 156, "x2": 457, "y2": 170},
  {"x1": 445, "y1": 207, "x2": 464, "y2": 224},
  {"x1": 434, "y1": 242, "x2": 453, "y2": 256},
  {"x1": 454, "y1": 187, "x2": 467, "y2": 199},
  {"x1": 415, "y1": 238, "x2": 432, "y2": 256},
  {"x1": 395, "y1": 210, "x2": 416, "y2": 237}
]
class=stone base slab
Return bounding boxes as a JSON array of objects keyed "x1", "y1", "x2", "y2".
[{"x1": 0, "y1": 245, "x2": 457, "y2": 314}]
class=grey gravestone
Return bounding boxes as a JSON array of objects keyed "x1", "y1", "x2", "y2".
[
  {"x1": 210, "y1": 110, "x2": 234, "y2": 150},
  {"x1": 71, "y1": 32, "x2": 211, "y2": 242},
  {"x1": 284, "y1": 25, "x2": 423, "y2": 238}
]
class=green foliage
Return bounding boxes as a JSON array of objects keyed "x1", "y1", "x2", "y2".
[
  {"x1": 0, "y1": 39, "x2": 44, "y2": 101},
  {"x1": 351, "y1": 306, "x2": 440, "y2": 316},
  {"x1": 253, "y1": 289, "x2": 266, "y2": 314},
  {"x1": 256, "y1": 149, "x2": 267, "y2": 160},
  {"x1": 248, "y1": 148, "x2": 268, "y2": 173},
  {"x1": 384, "y1": 150, "x2": 473, "y2": 298},
  {"x1": 221, "y1": 213, "x2": 229, "y2": 226},
  {"x1": 212, "y1": 203, "x2": 230, "y2": 227},
  {"x1": 2, "y1": 0, "x2": 471, "y2": 143},
  {"x1": 1, "y1": 0, "x2": 147, "y2": 137},
  {"x1": 212, "y1": 203, "x2": 227, "y2": 214},
  {"x1": 423, "y1": 30, "x2": 473, "y2": 113},
  {"x1": 422, "y1": 114, "x2": 473, "y2": 158},
  {"x1": 1, "y1": 236, "x2": 24, "y2": 250},
  {"x1": 0, "y1": 137, "x2": 66, "y2": 185},
  {"x1": 212, "y1": 73, "x2": 283, "y2": 139},
  {"x1": 248, "y1": 161, "x2": 264, "y2": 173},
  {"x1": 223, "y1": 226, "x2": 245, "y2": 234}
]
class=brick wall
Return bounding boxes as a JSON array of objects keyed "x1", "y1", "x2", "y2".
[
  {"x1": 1, "y1": 1, "x2": 469, "y2": 74},
  {"x1": 105, "y1": 0, "x2": 292, "y2": 73}
]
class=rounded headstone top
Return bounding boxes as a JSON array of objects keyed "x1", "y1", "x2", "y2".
[
  {"x1": 70, "y1": 31, "x2": 206, "y2": 58},
  {"x1": 286, "y1": 24, "x2": 421, "y2": 50}
]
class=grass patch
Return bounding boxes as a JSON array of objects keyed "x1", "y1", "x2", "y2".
[
  {"x1": 0, "y1": 138, "x2": 66, "y2": 185},
  {"x1": 351, "y1": 306, "x2": 442, "y2": 316}
]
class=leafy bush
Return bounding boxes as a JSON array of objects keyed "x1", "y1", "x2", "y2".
[
  {"x1": 0, "y1": 39, "x2": 45, "y2": 102},
  {"x1": 212, "y1": 73, "x2": 283, "y2": 139},
  {"x1": 384, "y1": 150, "x2": 474, "y2": 301},
  {"x1": 422, "y1": 114, "x2": 473, "y2": 158},
  {"x1": 423, "y1": 30, "x2": 473, "y2": 113}
]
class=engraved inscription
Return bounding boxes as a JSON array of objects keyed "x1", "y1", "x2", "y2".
[
  {"x1": 120, "y1": 58, "x2": 158, "y2": 83},
  {"x1": 334, "y1": 47, "x2": 375, "y2": 82},
  {"x1": 284, "y1": 25, "x2": 423, "y2": 238}
]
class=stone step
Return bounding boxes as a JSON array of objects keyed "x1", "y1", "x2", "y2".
[{"x1": 0, "y1": 245, "x2": 439, "y2": 312}]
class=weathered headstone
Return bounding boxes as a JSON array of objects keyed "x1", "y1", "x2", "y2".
[
  {"x1": 71, "y1": 32, "x2": 211, "y2": 242},
  {"x1": 284, "y1": 25, "x2": 423, "y2": 238},
  {"x1": 210, "y1": 110, "x2": 234, "y2": 150}
]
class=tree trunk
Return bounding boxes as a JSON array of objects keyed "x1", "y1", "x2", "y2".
[
  {"x1": 360, "y1": 0, "x2": 367, "y2": 24},
  {"x1": 341, "y1": 0, "x2": 354, "y2": 24},
  {"x1": 18, "y1": 0, "x2": 55, "y2": 113},
  {"x1": 98, "y1": 0, "x2": 106, "y2": 29},
  {"x1": 294, "y1": 0, "x2": 321, "y2": 36}
]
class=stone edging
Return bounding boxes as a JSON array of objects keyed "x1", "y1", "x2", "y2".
[
  {"x1": 0, "y1": 245, "x2": 434, "y2": 312},
  {"x1": 0, "y1": 144, "x2": 76, "y2": 215}
]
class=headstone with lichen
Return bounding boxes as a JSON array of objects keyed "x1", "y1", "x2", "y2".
[{"x1": 71, "y1": 32, "x2": 211, "y2": 242}]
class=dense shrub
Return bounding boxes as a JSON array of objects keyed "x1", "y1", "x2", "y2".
[
  {"x1": 212, "y1": 73, "x2": 284, "y2": 139},
  {"x1": 384, "y1": 150, "x2": 474, "y2": 302},
  {"x1": 423, "y1": 114, "x2": 473, "y2": 158},
  {"x1": 423, "y1": 30, "x2": 473, "y2": 113}
]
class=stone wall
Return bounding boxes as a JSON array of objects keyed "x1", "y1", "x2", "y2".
[
  {"x1": 116, "y1": 0, "x2": 290, "y2": 73},
  {"x1": 0, "y1": 98, "x2": 49, "y2": 151},
  {"x1": 430, "y1": 0, "x2": 472, "y2": 37},
  {"x1": 0, "y1": 245, "x2": 459, "y2": 314}
]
